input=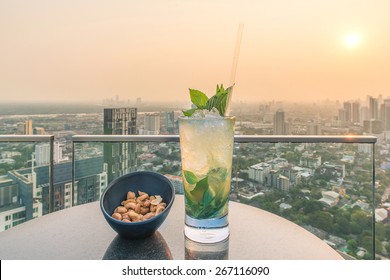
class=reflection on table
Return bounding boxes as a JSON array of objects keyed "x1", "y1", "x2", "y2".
[
  {"x1": 103, "y1": 231, "x2": 173, "y2": 260},
  {"x1": 185, "y1": 237, "x2": 229, "y2": 260}
]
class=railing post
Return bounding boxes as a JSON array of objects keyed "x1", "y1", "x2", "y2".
[
  {"x1": 372, "y1": 142, "x2": 376, "y2": 259},
  {"x1": 72, "y1": 139, "x2": 75, "y2": 207},
  {"x1": 49, "y1": 136, "x2": 54, "y2": 213}
]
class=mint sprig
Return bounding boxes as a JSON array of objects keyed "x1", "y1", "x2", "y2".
[
  {"x1": 183, "y1": 84, "x2": 233, "y2": 117},
  {"x1": 183, "y1": 167, "x2": 229, "y2": 218}
]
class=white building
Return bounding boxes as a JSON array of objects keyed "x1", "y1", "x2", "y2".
[
  {"x1": 322, "y1": 162, "x2": 346, "y2": 178},
  {"x1": 269, "y1": 158, "x2": 288, "y2": 169},
  {"x1": 278, "y1": 175, "x2": 290, "y2": 192},
  {"x1": 142, "y1": 113, "x2": 160, "y2": 135},
  {"x1": 319, "y1": 191, "x2": 340, "y2": 207},
  {"x1": 300, "y1": 153, "x2": 322, "y2": 169},
  {"x1": 375, "y1": 208, "x2": 388, "y2": 223},
  {"x1": 248, "y1": 163, "x2": 271, "y2": 184},
  {"x1": 34, "y1": 142, "x2": 65, "y2": 166}
]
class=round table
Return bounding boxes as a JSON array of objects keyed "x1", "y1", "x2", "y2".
[{"x1": 0, "y1": 195, "x2": 343, "y2": 260}]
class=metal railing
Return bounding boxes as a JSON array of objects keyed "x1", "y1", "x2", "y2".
[
  {"x1": 0, "y1": 134, "x2": 377, "y2": 257},
  {"x1": 72, "y1": 134, "x2": 377, "y2": 257},
  {"x1": 71, "y1": 134, "x2": 377, "y2": 144}
]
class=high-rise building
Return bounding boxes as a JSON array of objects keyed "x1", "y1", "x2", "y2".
[
  {"x1": 143, "y1": 113, "x2": 160, "y2": 135},
  {"x1": 165, "y1": 111, "x2": 175, "y2": 134},
  {"x1": 1, "y1": 156, "x2": 107, "y2": 232},
  {"x1": 24, "y1": 120, "x2": 33, "y2": 135},
  {"x1": 34, "y1": 142, "x2": 64, "y2": 166},
  {"x1": 360, "y1": 106, "x2": 370, "y2": 125},
  {"x1": 352, "y1": 101, "x2": 360, "y2": 124},
  {"x1": 369, "y1": 96, "x2": 378, "y2": 120},
  {"x1": 363, "y1": 119, "x2": 383, "y2": 134},
  {"x1": 380, "y1": 103, "x2": 385, "y2": 123},
  {"x1": 274, "y1": 110, "x2": 286, "y2": 135},
  {"x1": 248, "y1": 162, "x2": 271, "y2": 183},
  {"x1": 384, "y1": 99, "x2": 390, "y2": 131},
  {"x1": 343, "y1": 102, "x2": 352, "y2": 123},
  {"x1": 103, "y1": 108, "x2": 137, "y2": 183},
  {"x1": 278, "y1": 175, "x2": 290, "y2": 192},
  {"x1": 338, "y1": 108, "x2": 347, "y2": 122}
]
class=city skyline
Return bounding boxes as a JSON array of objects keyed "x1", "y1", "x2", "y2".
[{"x1": 1, "y1": 1, "x2": 390, "y2": 103}]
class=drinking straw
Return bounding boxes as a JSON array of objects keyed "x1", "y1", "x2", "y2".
[{"x1": 225, "y1": 23, "x2": 244, "y2": 116}]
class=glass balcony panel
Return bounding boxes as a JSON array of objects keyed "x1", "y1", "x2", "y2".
[
  {"x1": 0, "y1": 135, "x2": 380, "y2": 259},
  {"x1": 233, "y1": 141, "x2": 376, "y2": 259},
  {"x1": 71, "y1": 135, "x2": 378, "y2": 259}
]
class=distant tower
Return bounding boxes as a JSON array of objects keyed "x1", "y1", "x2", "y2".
[
  {"x1": 369, "y1": 96, "x2": 378, "y2": 120},
  {"x1": 24, "y1": 120, "x2": 33, "y2": 135},
  {"x1": 360, "y1": 106, "x2": 370, "y2": 125},
  {"x1": 352, "y1": 101, "x2": 360, "y2": 124},
  {"x1": 166, "y1": 111, "x2": 175, "y2": 134},
  {"x1": 343, "y1": 102, "x2": 352, "y2": 123},
  {"x1": 103, "y1": 108, "x2": 137, "y2": 183},
  {"x1": 384, "y1": 99, "x2": 390, "y2": 131},
  {"x1": 274, "y1": 110, "x2": 285, "y2": 135},
  {"x1": 338, "y1": 109, "x2": 347, "y2": 122},
  {"x1": 307, "y1": 122, "x2": 322, "y2": 135},
  {"x1": 143, "y1": 113, "x2": 160, "y2": 135},
  {"x1": 35, "y1": 142, "x2": 63, "y2": 166}
]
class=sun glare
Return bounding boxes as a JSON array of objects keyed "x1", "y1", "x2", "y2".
[{"x1": 344, "y1": 33, "x2": 361, "y2": 48}]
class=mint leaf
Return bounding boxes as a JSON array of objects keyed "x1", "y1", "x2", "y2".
[
  {"x1": 190, "y1": 176, "x2": 209, "y2": 201},
  {"x1": 209, "y1": 167, "x2": 228, "y2": 181},
  {"x1": 216, "y1": 92, "x2": 228, "y2": 116},
  {"x1": 216, "y1": 84, "x2": 225, "y2": 95},
  {"x1": 184, "y1": 84, "x2": 234, "y2": 117},
  {"x1": 189, "y1": 89, "x2": 208, "y2": 109},
  {"x1": 183, "y1": 108, "x2": 197, "y2": 117},
  {"x1": 184, "y1": 170, "x2": 199, "y2": 184},
  {"x1": 205, "y1": 84, "x2": 233, "y2": 116},
  {"x1": 202, "y1": 188, "x2": 214, "y2": 207}
]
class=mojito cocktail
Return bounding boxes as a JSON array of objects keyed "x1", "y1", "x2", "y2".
[{"x1": 179, "y1": 115, "x2": 235, "y2": 243}]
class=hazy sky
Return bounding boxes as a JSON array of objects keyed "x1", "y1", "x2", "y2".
[{"x1": 1, "y1": 0, "x2": 390, "y2": 104}]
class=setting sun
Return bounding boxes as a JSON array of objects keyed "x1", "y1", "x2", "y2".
[{"x1": 344, "y1": 33, "x2": 362, "y2": 48}]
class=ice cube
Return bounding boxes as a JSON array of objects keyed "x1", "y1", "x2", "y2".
[{"x1": 204, "y1": 108, "x2": 223, "y2": 119}]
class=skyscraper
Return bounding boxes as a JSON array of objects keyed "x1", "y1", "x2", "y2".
[
  {"x1": 143, "y1": 113, "x2": 160, "y2": 135},
  {"x1": 343, "y1": 102, "x2": 352, "y2": 123},
  {"x1": 274, "y1": 110, "x2": 285, "y2": 135},
  {"x1": 103, "y1": 108, "x2": 137, "y2": 183},
  {"x1": 369, "y1": 96, "x2": 378, "y2": 120},
  {"x1": 165, "y1": 111, "x2": 175, "y2": 134},
  {"x1": 352, "y1": 101, "x2": 360, "y2": 124},
  {"x1": 384, "y1": 99, "x2": 390, "y2": 131},
  {"x1": 24, "y1": 120, "x2": 33, "y2": 135},
  {"x1": 338, "y1": 108, "x2": 347, "y2": 122},
  {"x1": 360, "y1": 106, "x2": 370, "y2": 125},
  {"x1": 35, "y1": 142, "x2": 64, "y2": 166}
]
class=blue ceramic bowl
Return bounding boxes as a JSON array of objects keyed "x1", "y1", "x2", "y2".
[{"x1": 100, "y1": 171, "x2": 175, "y2": 239}]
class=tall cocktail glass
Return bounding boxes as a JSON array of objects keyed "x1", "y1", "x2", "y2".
[{"x1": 179, "y1": 115, "x2": 235, "y2": 243}]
